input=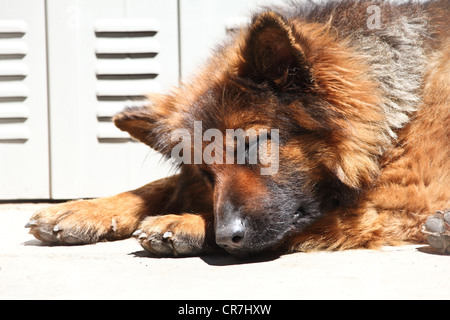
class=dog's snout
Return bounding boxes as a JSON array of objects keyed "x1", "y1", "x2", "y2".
[{"x1": 215, "y1": 217, "x2": 246, "y2": 250}]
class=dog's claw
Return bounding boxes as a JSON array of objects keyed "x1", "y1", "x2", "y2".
[
  {"x1": 110, "y1": 218, "x2": 117, "y2": 232},
  {"x1": 444, "y1": 212, "x2": 450, "y2": 225},
  {"x1": 163, "y1": 231, "x2": 173, "y2": 240},
  {"x1": 132, "y1": 229, "x2": 142, "y2": 237},
  {"x1": 422, "y1": 210, "x2": 450, "y2": 254},
  {"x1": 25, "y1": 220, "x2": 37, "y2": 228},
  {"x1": 138, "y1": 232, "x2": 148, "y2": 240}
]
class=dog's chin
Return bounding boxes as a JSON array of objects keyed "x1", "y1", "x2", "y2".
[
  {"x1": 223, "y1": 248, "x2": 252, "y2": 258},
  {"x1": 221, "y1": 240, "x2": 283, "y2": 258},
  {"x1": 222, "y1": 246, "x2": 286, "y2": 264}
]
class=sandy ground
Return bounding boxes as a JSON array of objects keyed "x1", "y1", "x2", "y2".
[{"x1": 0, "y1": 202, "x2": 448, "y2": 300}]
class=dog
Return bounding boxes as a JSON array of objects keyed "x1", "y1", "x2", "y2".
[{"x1": 26, "y1": 0, "x2": 449, "y2": 256}]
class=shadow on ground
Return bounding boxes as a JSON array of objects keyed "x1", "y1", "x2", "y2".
[{"x1": 129, "y1": 249, "x2": 283, "y2": 266}]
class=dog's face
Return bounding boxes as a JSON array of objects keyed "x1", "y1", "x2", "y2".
[
  {"x1": 114, "y1": 12, "x2": 384, "y2": 255},
  {"x1": 205, "y1": 151, "x2": 323, "y2": 255},
  {"x1": 187, "y1": 86, "x2": 325, "y2": 255}
]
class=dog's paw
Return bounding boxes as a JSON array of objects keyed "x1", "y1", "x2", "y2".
[
  {"x1": 25, "y1": 200, "x2": 131, "y2": 245},
  {"x1": 133, "y1": 214, "x2": 216, "y2": 257},
  {"x1": 422, "y1": 209, "x2": 450, "y2": 254}
]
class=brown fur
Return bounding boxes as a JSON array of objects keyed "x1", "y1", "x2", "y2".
[
  {"x1": 291, "y1": 39, "x2": 450, "y2": 252},
  {"x1": 27, "y1": 0, "x2": 449, "y2": 256}
]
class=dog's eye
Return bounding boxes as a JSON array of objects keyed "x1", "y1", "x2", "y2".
[
  {"x1": 199, "y1": 168, "x2": 215, "y2": 186},
  {"x1": 245, "y1": 132, "x2": 272, "y2": 165},
  {"x1": 295, "y1": 206, "x2": 307, "y2": 216}
]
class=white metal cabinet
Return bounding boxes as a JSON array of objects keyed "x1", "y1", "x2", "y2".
[
  {"x1": 0, "y1": 0, "x2": 49, "y2": 199},
  {"x1": 46, "y1": 0, "x2": 177, "y2": 199}
]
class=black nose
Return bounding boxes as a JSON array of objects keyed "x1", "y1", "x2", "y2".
[{"x1": 215, "y1": 218, "x2": 246, "y2": 250}]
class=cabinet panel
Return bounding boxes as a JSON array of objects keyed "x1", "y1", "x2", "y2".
[
  {"x1": 47, "y1": 0, "x2": 178, "y2": 199},
  {"x1": 0, "y1": 0, "x2": 49, "y2": 199}
]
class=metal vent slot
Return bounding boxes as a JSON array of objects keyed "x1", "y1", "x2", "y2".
[
  {"x1": 96, "y1": 60, "x2": 160, "y2": 80},
  {"x1": 96, "y1": 38, "x2": 160, "y2": 56},
  {"x1": 0, "y1": 20, "x2": 29, "y2": 141},
  {"x1": 0, "y1": 20, "x2": 27, "y2": 34},
  {"x1": 95, "y1": 18, "x2": 160, "y2": 35},
  {"x1": 95, "y1": 19, "x2": 161, "y2": 141},
  {"x1": 96, "y1": 100, "x2": 148, "y2": 119},
  {"x1": 0, "y1": 61, "x2": 28, "y2": 81},
  {"x1": 0, "y1": 104, "x2": 29, "y2": 118},
  {"x1": 0, "y1": 40, "x2": 27, "y2": 58},
  {"x1": 0, "y1": 118, "x2": 29, "y2": 141}
]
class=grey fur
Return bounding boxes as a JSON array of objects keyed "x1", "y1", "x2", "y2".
[
  {"x1": 357, "y1": 14, "x2": 428, "y2": 142},
  {"x1": 279, "y1": 0, "x2": 430, "y2": 146}
]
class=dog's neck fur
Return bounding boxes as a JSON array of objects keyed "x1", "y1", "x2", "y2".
[
  {"x1": 357, "y1": 15, "x2": 428, "y2": 143},
  {"x1": 281, "y1": 0, "x2": 429, "y2": 145}
]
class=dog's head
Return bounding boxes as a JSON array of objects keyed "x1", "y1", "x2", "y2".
[{"x1": 114, "y1": 12, "x2": 384, "y2": 255}]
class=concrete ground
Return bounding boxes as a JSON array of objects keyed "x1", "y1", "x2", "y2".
[{"x1": 0, "y1": 203, "x2": 448, "y2": 300}]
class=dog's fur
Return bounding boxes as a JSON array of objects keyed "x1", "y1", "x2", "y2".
[{"x1": 27, "y1": 0, "x2": 449, "y2": 256}]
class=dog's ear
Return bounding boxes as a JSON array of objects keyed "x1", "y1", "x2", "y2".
[
  {"x1": 240, "y1": 11, "x2": 311, "y2": 87},
  {"x1": 113, "y1": 94, "x2": 176, "y2": 154},
  {"x1": 113, "y1": 106, "x2": 157, "y2": 144}
]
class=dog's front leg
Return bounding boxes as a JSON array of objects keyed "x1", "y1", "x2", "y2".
[{"x1": 26, "y1": 174, "x2": 183, "y2": 245}]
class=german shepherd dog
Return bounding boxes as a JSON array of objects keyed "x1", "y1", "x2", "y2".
[{"x1": 27, "y1": 0, "x2": 449, "y2": 256}]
